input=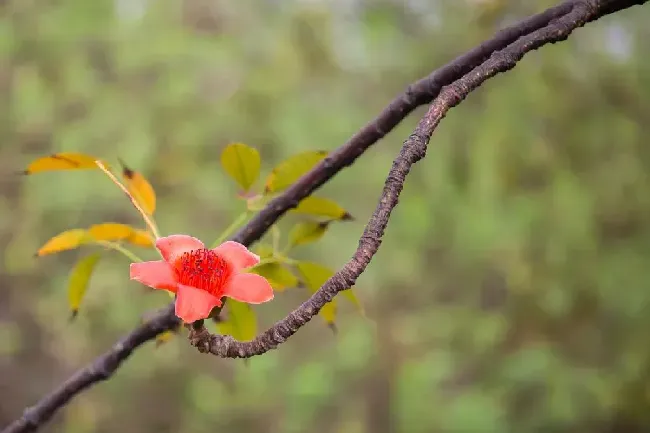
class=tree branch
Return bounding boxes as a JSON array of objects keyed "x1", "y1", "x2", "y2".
[
  {"x1": 3, "y1": 0, "x2": 646, "y2": 432},
  {"x1": 189, "y1": 0, "x2": 649, "y2": 358}
]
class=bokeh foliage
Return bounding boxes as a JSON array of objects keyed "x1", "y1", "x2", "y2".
[{"x1": 2, "y1": 0, "x2": 650, "y2": 432}]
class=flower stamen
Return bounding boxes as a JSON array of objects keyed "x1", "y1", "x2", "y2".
[{"x1": 174, "y1": 249, "x2": 229, "y2": 295}]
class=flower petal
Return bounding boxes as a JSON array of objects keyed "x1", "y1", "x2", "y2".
[
  {"x1": 156, "y1": 234, "x2": 205, "y2": 264},
  {"x1": 130, "y1": 260, "x2": 178, "y2": 292},
  {"x1": 175, "y1": 284, "x2": 223, "y2": 323},
  {"x1": 212, "y1": 241, "x2": 260, "y2": 271},
  {"x1": 222, "y1": 273, "x2": 274, "y2": 304}
]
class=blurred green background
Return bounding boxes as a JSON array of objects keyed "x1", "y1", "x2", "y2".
[{"x1": 2, "y1": 0, "x2": 650, "y2": 432}]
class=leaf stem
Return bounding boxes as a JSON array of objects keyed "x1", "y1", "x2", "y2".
[
  {"x1": 94, "y1": 240, "x2": 144, "y2": 263},
  {"x1": 210, "y1": 211, "x2": 250, "y2": 248},
  {"x1": 95, "y1": 161, "x2": 162, "y2": 240}
]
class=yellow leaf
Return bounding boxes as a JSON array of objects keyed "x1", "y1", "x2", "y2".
[
  {"x1": 291, "y1": 196, "x2": 353, "y2": 220},
  {"x1": 88, "y1": 223, "x2": 134, "y2": 241},
  {"x1": 249, "y1": 262, "x2": 299, "y2": 291},
  {"x1": 295, "y1": 261, "x2": 337, "y2": 325},
  {"x1": 120, "y1": 160, "x2": 156, "y2": 215},
  {"x1": 288, "y1": 221, "x2": 330, "y2": 247},
  {"x1": 23, "y1": 152, "x2": 105, "y2": 174},
  {"x1": 318, "y1": 299, "x2": 337, "y2": 327},
  {"x1": 218, "y1": 300, "x2": 257, "y2": 341},
  {"x1": 296, "y1": 261, "x2": 363, "y2": 314},
  {"x1": 126, "y1": 229, "x2": 154, "y2": 248},
  {"x1": 37, "y1": 229, "x2": 89, "y2": 256},
  {"x1": 155, "y1": 329, "x2": 178, "y2": 347},
  {"x1": 67, "y1": 253, "x2": 101, "y2": 319},
  {"x1": 220, "y1": 143, "x2": 261, "y2": 192},
  {"x1": 264, "y1": 150, "x2": 328, "y2": 193}
]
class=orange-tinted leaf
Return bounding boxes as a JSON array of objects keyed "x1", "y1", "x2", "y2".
[
  {"x1": 88, "y1": 223, "x2": 133, "y2": 241},
  {"x1": 37, "y1": 229, "x2": 89, "y2": 256},
  {"x1": 249, "y1": 262, "x2": 299, "y2": 291},
  {"x1": 68, "y1": 253, "x2": 101, "y2": 319},
  {"x1": 288, "y1": 221, "x2": 330, "y2": 248},
  {"x1": 126, "y1": 229, "x2": 154, "y2": 248},
  {"x1": 264, "y1": 150, "x2": 328, "y2": 193},
  {"x1": 218, "y1": 300, "x2": 257, "y2": 341},
  {"x1": 291, "y1": 196, "x2": 353, "y2": 220},
  {"x1": 23, "y1": 152, "x2": 105, "y2": 174},
  {"x1": 120, "y1": 160, "x2": 156, "y2": 215},
  {"x1": 220, "y1": 143, "x2": 261, "y2": 192}
]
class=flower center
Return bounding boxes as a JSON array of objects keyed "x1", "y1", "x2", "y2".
[{"x1": 174, "y1": 249, "x2": 230, "y2": 295}]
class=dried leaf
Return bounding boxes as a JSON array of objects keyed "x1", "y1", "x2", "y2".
[
  {"x1": 220, "y1": 143, "x2": 261, "y2": 192},
  {"x1": 291, "y1": 196, "x2": 353, "y2": 220},
  {"x1": 37, "y1": 229, "x2": 89, "y2": 256},
  {"x1": 68, "y1": 253, "x2": 101, "y2": 319},
  {"x1": 288, "y1": 221, "x2": 330, "y2": 247},
  {"x1": 218, "y1": 300, "x2": 257, "y2": 341},
  {"x1": 120, "y1": 160, "x2": 156, "y2": 215},
  {"x1": 264, "y1": 150, "x2": 328, "y2": 193},
  {"x1": 23, "y1": 152, "x2": 104, "y2": 174},
  {"x1": 249, "y1": 262, "x2": 299, "y2": 291},
  {"x1": 88, "y1": 223, "x2": 133, "y2": 242}
]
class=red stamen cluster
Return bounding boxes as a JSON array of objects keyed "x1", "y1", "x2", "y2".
[{"x1": 174, "y1": 249, "x2": 229, "y2": 295}]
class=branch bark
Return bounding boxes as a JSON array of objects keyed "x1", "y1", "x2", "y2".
[
  {"x1": 3, "y1": 0, "x2": 646, "y2": 432},
  {"x1": 189, "y1": 0, "x2": 648, "y2": 358}
]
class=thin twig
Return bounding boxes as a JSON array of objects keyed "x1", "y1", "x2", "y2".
[
  {"x1": 95, "y1": 161, "x2": 161, "y2": 240},
  {"x1": 3, "y1": 1, "x2": 646, "y2": 432}
]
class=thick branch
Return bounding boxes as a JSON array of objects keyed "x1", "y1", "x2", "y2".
[
  {"x1": 230, "y1": 0, "x2": 575, "y2": 245},
  {"x1": 3, "y1": 0, "x2": 646, "y2": 432},
  {"x1": 188, "y1": 0, "x2": 648, "y2": 358}
]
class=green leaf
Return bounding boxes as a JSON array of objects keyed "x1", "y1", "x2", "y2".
[
  {"x1": 253, "y1": 244, "x2": 275, "y2": 259},
  {"x1": 67, "y1": 253, "x2": 101, "y2": 319},
  {"x1": 264, "y1": 150, "x2": 327, "y2": 193},
  {"x1": 288, "y1": 221, "x2": 330, "y2": 247},
  {"x1": 218, "y1": 300, "x2": 257, "y2": 341},
  {"x1": 291, "y1": 196, "x2": 353, "y2": 220},
  {"x1": 295, "y1": 261, "x2": 338, "y2": 326},
  {"x1": 220, "y1": 143, "x2": 261, "y2": 192},
  {"x1": 249, "y1": 262, "x2": 299, "y2": 291},
  {"x1": 296, "y1": 261, "x2": 363, "y2": 314}
]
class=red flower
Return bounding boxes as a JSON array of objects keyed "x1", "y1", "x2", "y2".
[{"x1": 130, "y1": 234, "x2": 274, "y2": 323}]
